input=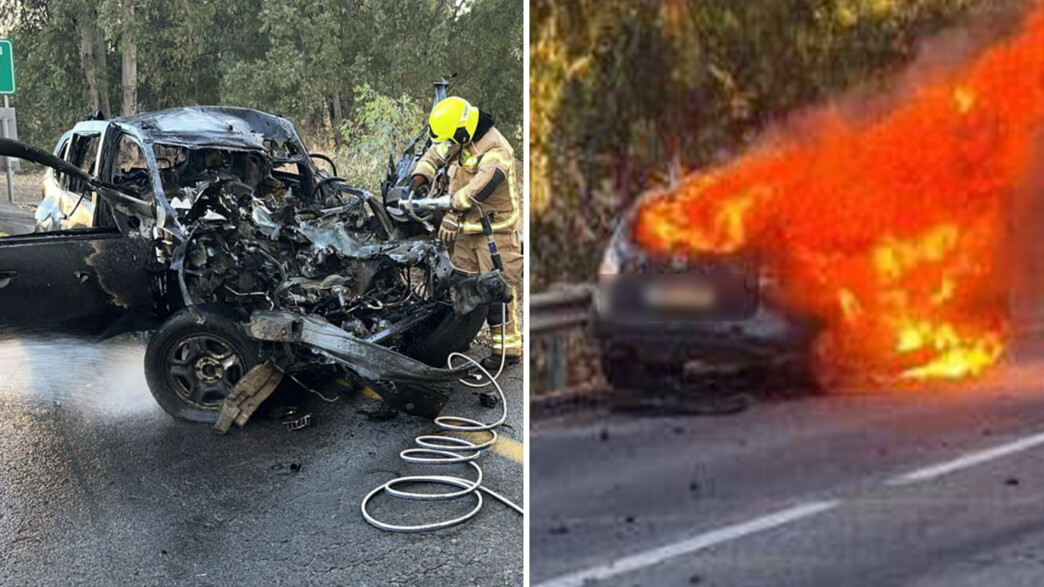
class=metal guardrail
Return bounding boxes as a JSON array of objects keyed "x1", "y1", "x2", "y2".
[
  {"x1": 531, "y1": 284, "x2": 595, "y2": 336},
  {"x1": 531, "y1": 284, "x2": 596, "y2": 391}
]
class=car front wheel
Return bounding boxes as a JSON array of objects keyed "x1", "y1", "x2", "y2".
[{"x1": 144, "y1": 307, "x2": 263, "y2": 423}]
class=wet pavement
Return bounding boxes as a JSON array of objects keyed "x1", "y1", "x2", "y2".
[{"x1": 0, "y1": 336, "x2": 523, "y2": 586}]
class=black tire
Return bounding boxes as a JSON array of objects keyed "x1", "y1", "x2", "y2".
[
  {"x1": 601, "y1": 353, "x2": 680, "y2": 393},
  {"x1": 404, "y1": 305, "x2": 489, "y2": 366},
  {"x1": 599, "y1": 340, "x2": 684, "y2": 392},
  {"x1": 773, "y1": 362, "x2": 824, "y2": 396},
  {"x1": 144, "y1": 306, "x2": 263, "y2": 423}
]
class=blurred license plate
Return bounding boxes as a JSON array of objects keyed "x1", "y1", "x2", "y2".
[{"x1": 645, "y1": 282, "x2": 716, "y2": 309}]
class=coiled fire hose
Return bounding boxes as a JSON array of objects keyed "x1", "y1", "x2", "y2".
[
  {"x1": 361, "y1": 196, "x2": 523, "y2": 531},
  {"x1": 360, "y1": 313, "x2": 524, "y2": 532}
]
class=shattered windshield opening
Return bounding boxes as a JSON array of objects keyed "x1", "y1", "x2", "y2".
[{"x1": 155, "y1": 144, "x2": 294, "y2": 217}]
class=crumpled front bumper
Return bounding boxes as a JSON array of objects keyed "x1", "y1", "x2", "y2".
[{"x1": 246, "y1": 311, "x2": 473, "y2": 383}]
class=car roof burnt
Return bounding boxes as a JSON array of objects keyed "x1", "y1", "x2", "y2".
[{"x1": 114, "y1": 106, "x2": 299, "y2": 150}]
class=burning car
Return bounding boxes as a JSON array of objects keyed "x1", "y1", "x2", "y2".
[
  {"x1": 593, "y1": 0, "x2": 1044, "y2": 390},
  {"x1": 0, "y1": 102, "x2": 507, "y2": 428},
  {"x1": 594, "y1": 191, "x2": 821, "y2": 393}
]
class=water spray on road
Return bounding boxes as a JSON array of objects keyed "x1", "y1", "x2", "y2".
[{"x1": 0, "y1": 336, "x2": 158, "y2": 417}]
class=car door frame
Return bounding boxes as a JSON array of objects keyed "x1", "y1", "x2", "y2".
[
  {"x1": 0, "y1": 124, "x2": 162, "y2": 338},
  {"x1": 56, "y1": 121, "x2": 109, "y2": 230}
]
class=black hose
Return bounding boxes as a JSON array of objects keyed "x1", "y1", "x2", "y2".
[{"x1": 473, "y1": 202, "x2": 504, "y2": 272}]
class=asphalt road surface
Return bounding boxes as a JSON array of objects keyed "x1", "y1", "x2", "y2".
[
  {"x1": 0, "y1": 171, "x2": 44, "y2": 236},
  {"x1": 531, "y1": 366, "x2": 1044, "y2": 587},
  {"x1": 0, "y1": 198, "x2": 35, "y2": 236},
  {"x1": 0, "y1": 336, "x2": 523, "y2": 586}
]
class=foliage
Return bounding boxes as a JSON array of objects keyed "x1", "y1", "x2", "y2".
[
  {"x1": 336, "y1": 83, "x2": 426, "y2": 189},
  {"x1": 2, "y1": 0, "x2": 522, "y2": 167},
  {"x1": 531, "y1": 0, "x2": 997, "y2": 289}
]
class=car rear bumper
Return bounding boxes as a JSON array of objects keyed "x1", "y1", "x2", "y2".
[{"x1": 594, "y1": 294, "x2": 819, "y2": 368}]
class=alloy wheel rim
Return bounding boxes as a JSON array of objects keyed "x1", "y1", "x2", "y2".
[{"x1": 166, "y1": 333, "x2": 245, "y2": 410}]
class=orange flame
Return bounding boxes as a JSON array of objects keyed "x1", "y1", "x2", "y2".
[{"x1": 634, "y1": 5, "x2": 1044, "y2": 384}]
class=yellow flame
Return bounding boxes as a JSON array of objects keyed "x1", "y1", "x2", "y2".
[
  {"x1": 713, "y1": 189, "x2": 759, "y2": 250},
  {"x1": 872, "y1": 224, "x2": 958, "y2": 281},
  {"x1": 895, "y1": 320, "x2": 1003, "y2": 380},
  {"x1": 875, "y1": 224, "x2": 1002, "y2": 380},
  {"x1": 839, "y1": 289, "x2": 862, "y2": 321},
  {"x1": 954, "y1": 86, "x2": 977, "y2": 114},
  {"x1": 930, "y1": 278, "x2": 956, "y2": 306},
  {"x1": 901, "y1": 336, "x2": 1004, "y2": 379}
]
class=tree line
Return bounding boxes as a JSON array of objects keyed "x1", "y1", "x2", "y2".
[{"x1": 2, "y1": 0, "x2": 522, "y2": 188}]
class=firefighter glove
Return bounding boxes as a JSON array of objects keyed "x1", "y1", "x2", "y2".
[{"x1": 438, "y1": 212, "x2": 461, "y2": 245}]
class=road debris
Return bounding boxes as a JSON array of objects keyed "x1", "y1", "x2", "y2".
[{"x1": 282, "y1": 413, "x2": 312, "y2": 431}]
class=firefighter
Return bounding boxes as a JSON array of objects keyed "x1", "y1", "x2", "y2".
[{"x1": 409, "y1": 96, "x2": 523, "y2": 368}]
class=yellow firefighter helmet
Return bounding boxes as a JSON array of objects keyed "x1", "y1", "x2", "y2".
[{"x1": 428, "y1": 96, "x2": 479, "y2": 144}]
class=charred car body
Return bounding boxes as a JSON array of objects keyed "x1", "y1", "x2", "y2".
[
  {"x1": 594, "y1": 194, "x2": 819, "y2": 393},
  {"x1": 0, "y1": 102, "x2": 506, "y2": 427}
]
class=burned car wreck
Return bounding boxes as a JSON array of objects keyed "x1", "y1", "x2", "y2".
[{"x1": 0, "y1": 105, "x2": 507, "y2": 428}]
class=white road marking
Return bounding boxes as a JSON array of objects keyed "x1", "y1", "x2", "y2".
[
  {"x1": 533, "y1": 500, "x2": 840, "y2": 587},
  {"x1": 888, "y1": 430, "x2": 1044, "y2": 486}
]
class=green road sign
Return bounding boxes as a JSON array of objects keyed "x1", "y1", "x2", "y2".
[{"x1": 0, "y1": 40, "x2": 14, "y2": 95}]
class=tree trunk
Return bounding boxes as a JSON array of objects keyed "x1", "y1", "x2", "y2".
[
  {"x1": 76, "y1": 3, "x2": 110, "y2": 117},
  {"x1": 76, "y1": 11, "x2": 101, "y2": 112},
  {"x1": 330, "y1": 90, "x2": 343, "y2": 147},
  {"x1": 121, "y1": 0, "x2": 138, "y2": 116},
  {"x1": 93, "y1": 15, "x2": 110, "y2": 117}
]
